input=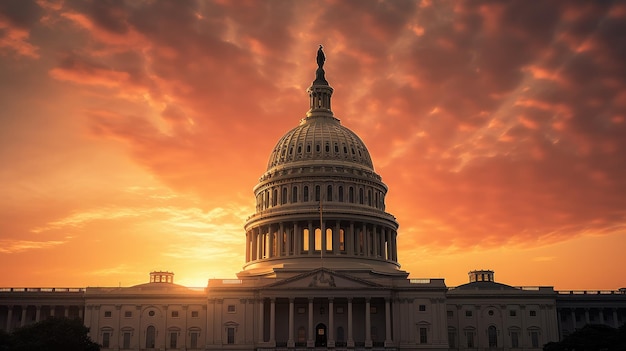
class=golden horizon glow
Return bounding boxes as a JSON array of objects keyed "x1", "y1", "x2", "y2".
[{"x1": 1, "y1": 1, "x2": 625, "y2": 290}]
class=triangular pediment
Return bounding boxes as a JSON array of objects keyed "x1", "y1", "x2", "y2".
[{"x1": 264, "y1": 268, "x2": 385, "y2": 289}]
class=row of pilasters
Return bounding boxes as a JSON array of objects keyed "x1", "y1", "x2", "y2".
[
  {"x1": 558, "y1": 307, "x2": 626, "y2": 332},
  {"x1": 0, "y1": 304, "x2": 83, "y2": 332},
  {"x1": 256, "y1": 296, "x2": 393, "y2": 348},
  {"x1": 245, "y1": 220, "x2": 398, "y2": 263}
]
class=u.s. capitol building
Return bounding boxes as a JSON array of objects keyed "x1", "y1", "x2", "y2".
[{"x1": 1, "y1": 48, "x2": 625, "y2": 350}]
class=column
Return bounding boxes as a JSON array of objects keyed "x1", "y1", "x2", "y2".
[
  {"x1": 348, "y1": 222, "x2": 355, "y2": 255},
  {"x1": 373, "y1": 226, "x2": 379, "y2": 257},
  {"x1": 279, "y1": 223, "x2": 285, "y2": 257},
  {"x1": 251, "y1": 229, "x2": 256, "y2": 261},
  {"x1": 321, "y1": 219, "x2": 326, "y2": 254},
  {"x1": 288, "y1": 299, "x2": 295, "y2": 347},
  {"x1": 308, "y1": 221, "x2": 314, "y2": 256},
  {"x1": 385, "y1": 298, "x2": 392, "y2": 346},
  {"x1": 571, "y1": 309, "x2": 577, "y2": 329},
  {"x1": 20, "y1": 306, "x2": 27, "y2": 327},
  {"x1": 391, "y1": 230, "x2": 398, "y2": 262},
  {"x1": 286, "y1": 224, "x2": 293, "y2": 256},
  {"x1": 333, "y1": 221, "x2": 340, "y2": 253},
  {"x1": 379, "y1": 227, "x2": 385, "y2": 258},
  {"x1": 258, "y1": 299, "x2": 265, "y2": 343},
  {"x1": 307, "y1": 298, "x2": 314, "y2": 347},
  {"x1": 347, "y1": 298, "x2": 354, "y2": 347},
  {"x1": 328, "y1": 298, "x2": 335, "y2": 347},
  {"x1": 35, "y1": 306, "x2": 41, "y2": 323},
  {"x1": 245, "y1": 231, "x2": 250, "y2": 262},
  {"x1": 365, "y1": 298, "x2": 372, "y2": 347},
  {"x1": 600, "y1": 309, "x2": 605, "y2": 325},
  {"x1": 293, "y1": 223, "x2": 300, "y2": 255},
  {"x1": 6, "y1": 306, "x2": 13, "y2": 332},
  {"x1": 613, "y1": 309, "x2": 619, "y2": 328},
  {"x1": 362, "y1": 224, "x2": 368, "y2": 256},
  {"x1": 79, "y1": 307, "x2": 83, "y2": 320},
  {"x1": 270, "y1": 298, "x2": 276, "y2": 345},
  {"x1": 585, "y1": 308, "x2": 590, "y2": 325}
]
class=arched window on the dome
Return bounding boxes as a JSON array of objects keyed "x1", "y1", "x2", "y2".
[
  {"x1": 327, "y1": 185, "x2": 332, "y2": 202},
  {"x1": 304, "y1": 186, "x2": 309, "y2": 202},
  {"x1": 375, "y1": 191, "x2": 379, "y2": 209},
  {"x1": 264, "y1": 190, "x2": 269, "y2": 209},
  {"x1": 282, "y1": 187, "x2": 287, "y2": 205},
  {"x1": 326, "y1": 228, "x2": 333, "y2": 251},
  {"x1": 272, "y1": 189, "x2": 278, "y2": 206},
  {"x1": 297, "y1": 145, "x2": 301, "y2": 153},
  {"x1": 306, "y1": 144, "x2": 311, "y2": 153},
  {"x1": 343, "y1": 145, "x2": 348, "y2": 154},
  {"x1": 338, "y1": 186, "x2": 344, "y2": 202},
  {"x1": 325, "y1": 144, "x2": 330, "y2": 152},
  {"x1": 368, "y1": 189, "x2": 372, "y2": 206},
  {"x1": 349, "y1": 187, "x2": 354, "y2": 203},
  {"x1": 302, "y1": 229, "x2": 309, "y2": 252},
  {"x1": 316, "y1": 143, "x2": 320, "y2": 152},
  {"x1": 359, "y1": 188, "x2": 364, "y2": 204},
  {"x1": 281, "y1": 231, "x2": 287, "y2": 255},
  {"x1": 334, "y1": 144, "x2": 339, "y2": 153},
  {"x1": 339, "y1": 228, "x2": 345, "y2": 252},
  {"x1": 358, "y1": 230, "x2": 364, "y2": 254},
  {"x1": 314, "y1": 228, "x2": 322, "y2": 251},
  {"x1": 292, "y1": 186, "x2": 298, "y2": 203},
  {"x1": 315, "y1": 186, "x2": 320, "y2": 202}
]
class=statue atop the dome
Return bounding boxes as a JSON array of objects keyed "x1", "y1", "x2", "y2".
[
  {"x1": 314, "y1": 45, "x2": 328, "y2": 85},
  {"x1": 316, "y1": 45, "x2": 325, "y2": 69}
]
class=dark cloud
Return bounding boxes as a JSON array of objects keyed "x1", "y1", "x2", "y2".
[
  {"x1": 40, "y1": 0, "x2": 626, "y2": 250},
  {"x1": 0, "y1": 0, "x2": 42, "y2": 28}
]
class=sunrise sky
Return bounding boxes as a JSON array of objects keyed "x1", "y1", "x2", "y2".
[{"x1": 1, "y1": 0, "x2": 625, "y2": 290}]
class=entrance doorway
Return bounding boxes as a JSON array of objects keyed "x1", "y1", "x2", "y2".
[{"x1": 315, "y1": 323, "x2": 327, "y2": 347}]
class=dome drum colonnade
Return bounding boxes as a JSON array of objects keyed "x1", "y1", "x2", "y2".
[{"x1": 241, "y1": 46, "x2": 400, "y2": 276}]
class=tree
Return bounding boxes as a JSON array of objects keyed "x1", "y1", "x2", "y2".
[
  {"x1": 544, "y1": 324, "x2": 626, "y2": 351},
  {"x1": 5, "y1": 317, "x2": 100, "y2": 351}
]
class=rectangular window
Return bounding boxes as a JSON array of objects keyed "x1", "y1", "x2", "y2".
[
  {"x1": 191, "y1": 311, "x2": 199, "y2": 318},
  {"x1": 171, "y1": 311, "x2": 179, "y2": 318},
  {"x1": 104, "y1": 311, "x2": 112, "y2": 318},
  {"x1": 124, "y1": 311, "x2": 132, "y2": 318},
  {"x1": 297, "y1": 307, "x2": 305, "y2": 314},
  {"x1": 370, "y1": 306, "x2": 377, "y2": 314},
  {"x1": 466, "y1": 310, "x2": 473, "y2": 317},
  {"x1": 227, "y1": 305, "x2": 236, "y2": 313},
  {"x1": 448, "y1": 330, "x2": 456, "y2": 348},
  {"x1": 419, "y1": 327, "x2": 428, "y2": 344},
  {"x1": 123, "y1": 332, "x2": 131, "y2": 349},
  {"x1": 447, "y1": 310, "x2": 454, "y2": 317},
  {"x1": 102, "y1": 332, "x2": 111, "y2": 348},
  {"x1": 419, "y1": 304, "x2": 426, "y2": 312},
  {"x1": 530, "y1": 310, "x2": 537, "y2": 317},
  {"x1": 190, "y1": 332, "x2": 199, "y2": 348},
  {"x1": 511, "y1": 331, "x2": 519, "y2": 348},
  {"x1": 467, "y1": 332, "x2": 475, "y2": 348},
  {"x1": 170, "y1": 332, "x2": 177, "y2": 348},
  {"x1": 227, "y1": 327, "x2": 235, "y2": 344},
  {"x1": 531, "y1": 331, "x2": 539, "y2": 348},
  {"x1": 510, "y1": 310, "x2": 517, "y2": 317}
]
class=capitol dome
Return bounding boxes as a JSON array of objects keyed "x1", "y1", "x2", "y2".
[
  {"x1": 239, "y1": 47, "x2": 403, "y2": 279},
  {"x1": 266, "y1": 115, "x2": 374, "y2": 172}
]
